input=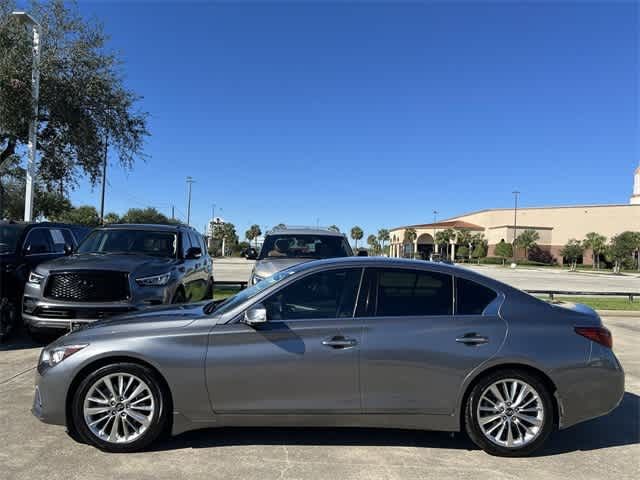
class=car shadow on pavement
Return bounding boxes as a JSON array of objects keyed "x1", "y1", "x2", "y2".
[{"x1": 151, "y1": 392, "x2": 639, "y2": 455}]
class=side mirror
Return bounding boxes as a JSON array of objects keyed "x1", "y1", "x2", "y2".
[
  {"x1": 244, "y1": 303, "x2": 267, "y2": 327},
  {"x1": 185, "y1": 246, "x2": 202, "y2": 259},
  {"x1": 64, "y1": 244, "x2": 74, "y2": 256},
  {"x1": 357, "y1": 250, "x2": 368, "y2": 257}
]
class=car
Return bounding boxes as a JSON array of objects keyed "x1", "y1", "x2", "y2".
[
  {"x1": 22, "y1": 223, "x2": 213, "y2": 341},
  {"x1": 32, "y1": 257, "x2": 623, "y2": 456},
  {"x1": 248, "y1": 226, "x2": 353, "y2": 284},
  {"x1": 0, "y1": 221, "x2": 90, "y2": 341}
]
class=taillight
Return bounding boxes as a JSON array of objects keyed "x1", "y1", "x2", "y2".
[{"x1": 575, "y1": 326, "x2": 612, "y2": 349}]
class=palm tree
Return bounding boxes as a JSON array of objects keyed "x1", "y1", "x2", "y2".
[
  {"x1": 245, "y1": 224, "x2": 262, "y2": 248},
  {"x1": 350, "y1": 226, "x2": 363, "y2": 249},
  {"x1": 583, "y1": 232, "x2": 607, "y2": 269},
  {"x1": 515, "y1": 229, "x2": 540, "y2": 260},
  {"x1": 404, "y1": 227, "x2": 417, "y2": 258},
  {"x1": 377, "y1": 228, "x2": 390, "y2": 255},
  {"x1": 366, "y1": 234, "x2": 378, "y2": 255},
  {"x1": 435, "y1": 228, "x2": 456, "y2": 258}
]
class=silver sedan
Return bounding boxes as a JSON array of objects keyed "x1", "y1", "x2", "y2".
[{"x1": 32, "y1": 257, "x2": 624, "y2": 456}]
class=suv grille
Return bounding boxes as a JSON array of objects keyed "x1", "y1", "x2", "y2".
[{"x1": 44, "y1": 271, "x2": 130, "y2": 302}]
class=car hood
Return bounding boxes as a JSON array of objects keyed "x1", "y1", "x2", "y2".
[
  {"x1": 34, "y1": 253, "x2": 177, "y2": 276},
  {"x1": 254, "y1": 258, "x2": 315, "y2": 278},
  {"x1": 63, "y1": 302, "x2": 209, "y2": 341}
]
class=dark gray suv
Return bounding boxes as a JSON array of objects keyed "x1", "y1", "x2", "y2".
[{"x1": 22, "y1": 224, "x2": 213, "y2": 340}]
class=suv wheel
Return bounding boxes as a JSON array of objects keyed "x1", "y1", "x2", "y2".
[
  {"x1": 464, "y1": 369, "x2": 554, "y2": 456},
  {"x1": 172, "y1": 288, "x2": 186, "y2": 304},
  {"x1": 72, "y1": 363, "x2": 167, "y2": 453}
]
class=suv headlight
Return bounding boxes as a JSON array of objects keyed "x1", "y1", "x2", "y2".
[
  {"x1": 28, "y1": 271, "x2": 44, "y2": 285},
  {"x1": 135, "y1": 272, "x2": 172, "y2": 287},
  {"x1": 39, "y1": 344, "x2": 87, "y2": 368}
]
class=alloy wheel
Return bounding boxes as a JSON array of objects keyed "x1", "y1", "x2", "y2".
[
  {"x1": 476, "y1": 378, "x2": 544, "y2": 448},
  {"x1": 83, "y1": 373, "x2": 155, "y2": 444}
]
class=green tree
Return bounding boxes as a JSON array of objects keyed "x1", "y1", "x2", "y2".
[
  {"x1": 120, "y1": 207, "x2": 175, "y2": 225},
  {"x1": 328, "y1": 224, "x2": 340, "y2": 232},
  {"x1": 103, "y1": 212, "x2": 120, "y2": 224},
  {"x1": 608, "y1": 231, "x2": 638, "y2": 273},
  {"x1": 515, "y1": 229, "x2": 540, "y2": 259},
  {"x1": 471, "y1": 241, "x2": 487, "y2": 263},
  {"x1": 0, "y1": 0, "x2": 148, "y2": 195},
  {"x1": 457, "y1": 245, "x2": 469, "y2": 260},
  {"x1": 350, "y1": 225, "x2": 363, "y2": 249},
  {"x1": 494, "y1": 240, "x2": 513, "y2": 265},
  {"x1": 435, "y1": 228, "x2": 456, "y2": 258},
  {"x1": 211, "y1": 222, "x2": 238, "y2": 256},
  {"x1": 377, "y1": 228, "x2": 389, "y2": 254},
  {"x1": 560, "y1": 239, "x2": 584, "y2": 271},
  {"x1": 366, "y1": 234, "x2": 381, "y2": 255},
  {"x1": 245, "y1": 224, "x2": 262, "y2": 248},
  {"x1": 403, "y1": 227, "x2": 417, "y2": 258},
  {"x1": 54, "y1": 205, "x2": 100, "y2": 226},
  {"x1": 582, "y1": 232, "x2": 607, "y2": 269}
]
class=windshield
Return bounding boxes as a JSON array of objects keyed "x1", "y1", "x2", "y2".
[
  {"x1": 0, "y1": 225, "x2": 25, "y2": 255},
  {"x1": 206, "y1": 268, "x2": 296, "y2": 315},
  {"x1": 77, "y1": 229, "x2": 177, "y2": 258},
  {"x1": 258, "y1": 234, "x2": 352, "y2": 260}
]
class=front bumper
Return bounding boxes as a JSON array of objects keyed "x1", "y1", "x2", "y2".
[
  {"x1": 31, "y1": 360, "x2": 74, "y2": 427},
  {"x1": 23, "y1": 281, "x2": 176, "y2": 331}
]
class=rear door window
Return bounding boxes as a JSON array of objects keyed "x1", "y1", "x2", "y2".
[
  {"x1": 372, "y1": 268, "x2": 453, "y2": 317},
  {"x1": 455, "y1": 277, "x2": 497, "y2": 315}
]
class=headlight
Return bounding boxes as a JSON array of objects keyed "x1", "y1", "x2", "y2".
[
  {"x1": 28, "y1": 271, "x2": 44, "y2": 285},
  {"x1": 39, "y1": 344, "x2": 87, "y2": 368},
  {"x1": 135, "y1": 272, "x2": 172, "y2": 287}
]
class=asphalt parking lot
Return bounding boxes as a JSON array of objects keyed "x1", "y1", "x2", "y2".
[{"x1": 1, "y1": 315, "x2": 638, "y2": 480}]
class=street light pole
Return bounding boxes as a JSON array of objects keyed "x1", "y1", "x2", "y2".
[
  {"x1": 186, "y1": 176, "x2": 195, "y2": 225},
  {"x1": 12, "y1": 12, "x2": 41, "y2": 222},
  {"x1": 99, "y1": 132, "x2": 107, "y2": 224},
  {"x1": 512, "y1": 190, "x2": 520, "y2": 260},
  {"x1": 432, "y1": 210, "x2": 438, "y2": 256}
]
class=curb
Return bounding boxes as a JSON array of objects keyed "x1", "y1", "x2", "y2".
[{"x1": 596, "y1": 310, "x2": 640, "y2": 318}]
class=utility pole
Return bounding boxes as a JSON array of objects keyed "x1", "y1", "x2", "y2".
[
  {"x1": 512, "y1": 191, "x2": 520, "y2": 261},
  {"x1": 186, "y1": 177, "x2": 195, "y2": 225},
  {"x1": 171, "y1": 205, "x2": 175, "y2": 220},
  {"x1": 99, "y1": 132, "x2": 108, "y2": 224},
  {"x1": 11, "y1": 12, "x2": 41, "y2": 222}
]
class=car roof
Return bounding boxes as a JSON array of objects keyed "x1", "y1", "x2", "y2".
[
  {"x1": 265, "y1": 228, "x2": 344, "y2": 237},
  {"x1": 97, "y1": 223, "x2": 195, "y2": 232}
]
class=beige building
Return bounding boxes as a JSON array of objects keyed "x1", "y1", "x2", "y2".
[{"x1": 389, "y1": 167, "x2": 640, "y2": 265}]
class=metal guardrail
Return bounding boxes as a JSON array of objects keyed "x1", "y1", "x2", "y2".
[{"x1": 526, "y1": 290, "x2": 638, "y2": 302}]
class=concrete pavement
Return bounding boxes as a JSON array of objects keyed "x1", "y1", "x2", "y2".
[{"x1": 1, "y1": 316, "x2": 638, "y2": 480}]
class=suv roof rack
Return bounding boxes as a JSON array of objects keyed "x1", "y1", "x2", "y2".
[{"x1": 271, "y1": 225, "x2": 339, "y2": 232}]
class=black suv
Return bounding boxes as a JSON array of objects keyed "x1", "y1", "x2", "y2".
[
  {"x1": 0, "y1": 221, "x2": 90, "y2": 340},
  {"x1": 22, "y1": 224, "x2": 214, "y2": 340}
]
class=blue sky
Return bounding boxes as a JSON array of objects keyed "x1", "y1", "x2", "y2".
[{"x1": 54, "y1": 1, "x2": 638, "y2": 238}]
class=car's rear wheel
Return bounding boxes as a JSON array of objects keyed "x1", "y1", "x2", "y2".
[
  {"x1": 72, "y1": 363, "x2": 168, "y2": 452},
  {"x1": 464, "y1": 369, "x2": 554, "y2": 457}
]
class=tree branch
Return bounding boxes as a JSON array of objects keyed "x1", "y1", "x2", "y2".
[{"x1": 0, "y1": 137, "x2": 17, "y2": 171}]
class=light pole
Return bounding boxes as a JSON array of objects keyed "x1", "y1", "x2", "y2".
[
  {"x1": 11, "y1": 11, "x2": 41, "y2": 222},
  {"x1": 512, "y1": 190, "x2": 520, "y2": 260},
  {"x1": 99, "y1": 132, "x2": 108, "y2": 223},
  {"x1": 432, "y1": 210, "x2": 438, "y2": 255},
  {"x1": 186, "y1": 176, "x2": 195, "y2": 225}
]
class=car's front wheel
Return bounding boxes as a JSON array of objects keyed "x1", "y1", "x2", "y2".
[
  {"x1": 72, "y1": 362, "x2": 168, "y2": 452},
  {"x1": 464, "y1": 369, "x2": 554, "y2": 457}
]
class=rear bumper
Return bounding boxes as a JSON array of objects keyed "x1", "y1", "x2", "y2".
[{"x1": 557, "y1": 345, "x2": 625, "y2": 429}]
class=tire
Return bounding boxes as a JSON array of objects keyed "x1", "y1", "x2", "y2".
[
  {"x1": 464, "y1": 369, "x2": 554, "y2": 457},
  {"x1": 0, "y1": 302, "x2": 17, "y2": 342},
  {"x1": 172, "y1": 287, "x2": 186, "y2": 304},
  {"x1": 204, "y1": 278, "x2": 214, "y2": 300},
  {"x1": 71, "y1": 362, "x2": 168, "y2": 453}
]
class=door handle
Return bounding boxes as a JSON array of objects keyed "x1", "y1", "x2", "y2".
[
  {"x1": 456, "y1": 333, "x2": 489, "y2": 345},
  {"x1": 322, "y1": 336, "x2": 357, "y2": 349}
]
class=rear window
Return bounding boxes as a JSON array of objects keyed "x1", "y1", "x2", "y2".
[
  {"x1": 259, "y1": 234, "x2": 352, "y2": 260},
  {"x1": 456, "y1": 277, "x2": 497, "y2": 315}
]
